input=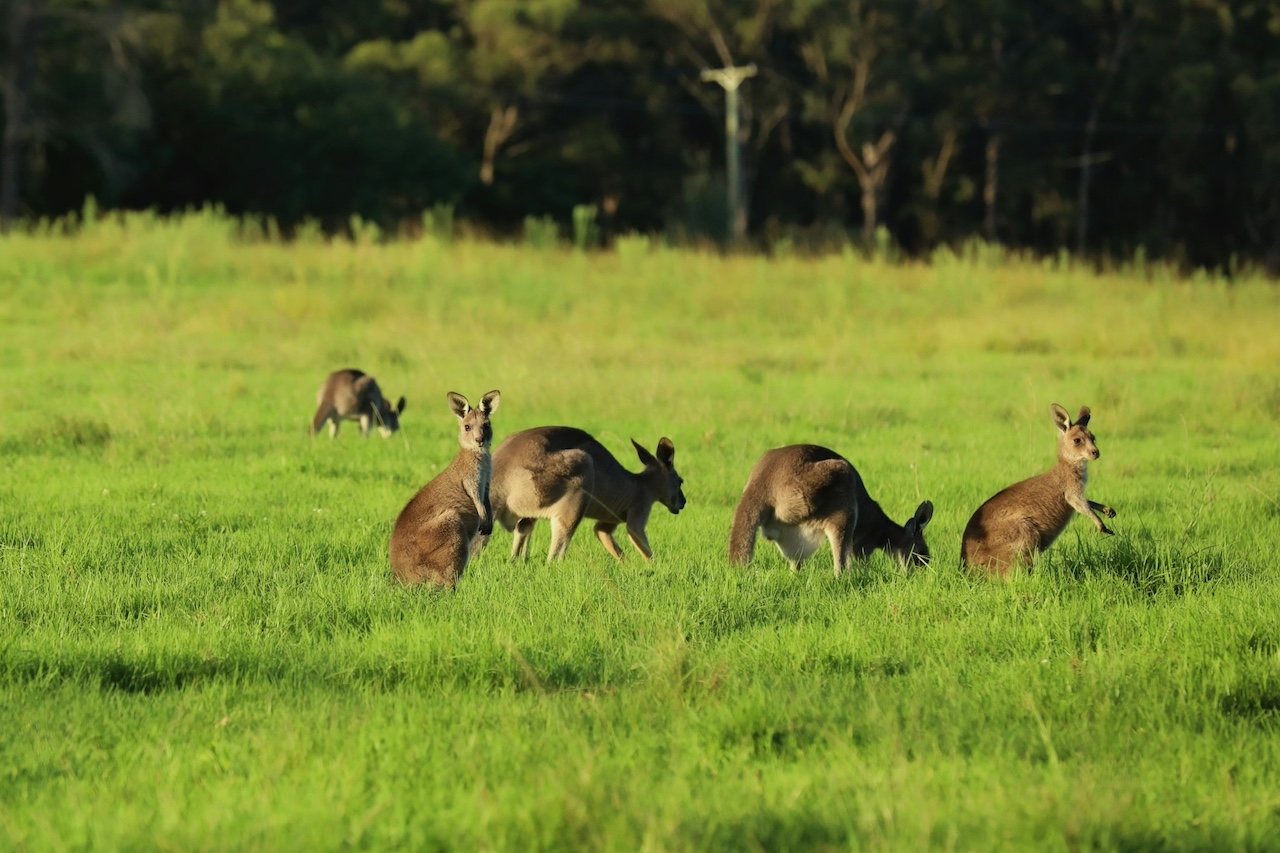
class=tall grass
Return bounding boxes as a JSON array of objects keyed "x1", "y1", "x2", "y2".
[{"x1": 1, "y1": 211, "x2": 1279, "y2": 850}]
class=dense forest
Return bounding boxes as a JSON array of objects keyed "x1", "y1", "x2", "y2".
[{"x1": 3, "y1": 0, "x2": 1279, "y2": 268}]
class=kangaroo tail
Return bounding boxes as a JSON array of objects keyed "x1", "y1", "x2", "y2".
[
  {"x1": 310, "y1": 406, "x2": 332, "y2": 436},
  {"x1": 728, "y1": 488, "x2": 766, "y2": 565}
]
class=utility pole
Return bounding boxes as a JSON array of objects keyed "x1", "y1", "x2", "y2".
[{"x1": 701, "y1": 63, "x2": 756, "y2": 246}]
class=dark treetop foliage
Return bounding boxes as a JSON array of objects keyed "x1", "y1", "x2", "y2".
[{"x1": 3, "y1": 0, "x2": 1278, "y2": 268}]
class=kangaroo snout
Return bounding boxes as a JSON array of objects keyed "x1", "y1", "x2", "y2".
[{"x1": 667, "y1": 490, "x2": 687, "y2": 514}]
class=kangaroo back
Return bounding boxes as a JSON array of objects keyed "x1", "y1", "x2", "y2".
[
  {"x1": 489, "y1": 426, "x2": 686, "y2": 562},
  {"x1": 961, "y1": 403, "x2": 1115, "y2": 576},
  {"x1": 730, "y1": 445, "x2": 933, "y2": 576},
  {"x1": 389, "y1": 389, "x2": 500, "y2": 588},
  {"x1": 311, "y1": 368, "x2": 406, "y2": 438}
]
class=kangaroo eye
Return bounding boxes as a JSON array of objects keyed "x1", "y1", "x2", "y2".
[
  {"x1": 465, "y1": 425, "x2": 472, "y2": 431},
  {"x1": 1073, "y1": 438, "x2": 1082, "y2": 445}
]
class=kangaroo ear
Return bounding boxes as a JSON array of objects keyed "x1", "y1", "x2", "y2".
[
  {"x1": 631, "y1": 439, "x2": 658, "y2": 467},
  {"x1": 396, "y1": 396, "x2": 406, "y2": 415},
  {"x1": 1074, "y1": 406, "x2": 1091, "y2": 428},
  {"x1": 910, "y1": 500, "x2": 934, "y2": 532},
  {"x1": 446, "y1": 392, "x2": 470, "y2": 419},
  {"x1": 655, "y1": 437, "x2": 675, "y2": 465},
  {"x1": 479, "y1": 390, "x2": 500, "y2": 416},
  {"x1": 1050, "y1": 404, "x2": 1071, "y2": 432}
]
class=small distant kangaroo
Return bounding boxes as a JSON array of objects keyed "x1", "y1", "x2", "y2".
[
  {"x1": 485, "y1": 427, "x2": 686, "y2": 562},
  {"x1": 311, "y1": 369, "x2": 406, "y2": 438},
  {"x1": 961, "y1": 404, "x2": 1116, "y2": 577},
  {"x1": 389, "y1": 390, "x2": 500, "y2": 589},
  {"x1": 729, "y1": 444, "x2": 934, "y2": 576}
]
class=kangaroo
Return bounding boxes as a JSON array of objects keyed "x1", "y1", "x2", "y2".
[
  {"x1": 311, "y1": 369, "x2": 406, "y2": 438},
  {"x1": 388, "y1": 390, "x2": 500, "y2": 589},
  {"x1": 485, "y1": 427, "x2": 686, "y2": 562},
  {"x1": 961, "y1": 404, "x2": 1116, "y2": 577},
  {"x1": 729, "y1": 444, "x2": 934, "y2": 577}
]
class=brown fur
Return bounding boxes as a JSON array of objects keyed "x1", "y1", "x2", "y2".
[
  {"x1": 961, "y1": 404, "x2": 1117, "y2": 578},
  {"x1": 729, "y1": 444, "x2": 934, "y2": 577},
  {"x1": 389, "y1": 390, "x2": 500, "y2": 589},
  {"x1": 311, "y1": 369, "x2": 405, "y2": 438},
  {"x1": 483, "y1": 427, "x2": 686, "y2": 562}
]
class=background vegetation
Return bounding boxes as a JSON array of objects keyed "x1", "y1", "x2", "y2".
[
  {"x1": 4, "y1": 0, "x2": 1280, "y2": 268},
  {"x1": 2, "y1": 214, "x2": 1279, "y2": 849}
]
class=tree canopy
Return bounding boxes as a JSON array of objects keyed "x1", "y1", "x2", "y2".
[{"x1": 3, "y1": 0, "x2": 1278, "y2": 268}]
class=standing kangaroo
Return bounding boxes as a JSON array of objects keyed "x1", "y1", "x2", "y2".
[
  {"x1": 485, "y1": 427, "x2": 686, "y2": 562},
  {"x1": 311, "y1": 369, "x2": 406, "y2": 438},
  {"x1": 389, "y1": 390, "x2": 500, "y2": 589},
  {"x1": 729, "y1": 444, "x2": 934, "y2": 576},
  {"x1": 961, "y1": 404, "x2": 1116, "y2": 577}
]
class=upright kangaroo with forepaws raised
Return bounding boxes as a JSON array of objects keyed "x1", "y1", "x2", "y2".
[
  {"x1": 729, "y1": 444, "x2": 934, "y2": 576},
  {"x1": 311, "y1": 369, "x2": 406, "y2": 438},
  {"x1": 486, "y1": 427, "x2": 686, "y2": 562},
  {"x1": 961, "y1": 403, "x2": 1116, "y2": 577},
  {"x1": 389, "y1": 390, "x2": 500, "y2": 589}
]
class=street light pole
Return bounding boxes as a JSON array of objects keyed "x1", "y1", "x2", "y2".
[{"x1": 701, "y1": 63, "x2": 756, "y2": 246}]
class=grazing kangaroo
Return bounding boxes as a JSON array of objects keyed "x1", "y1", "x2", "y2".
[
  {"x1": 389, "y1": 390, "x2": 500, "y2": 589},
  {"x1": 729, "y1": 444, "x2": 934, "y2": 576},
  {"x1": 486, "y1": 427, "x2": 686, "y2": 562},
  {"x1": 961, "y1": 404, "x2": 1116, "y2": 577},
  {"x1": 311, "y1": 369, "x2": 406, "y2": 438}
]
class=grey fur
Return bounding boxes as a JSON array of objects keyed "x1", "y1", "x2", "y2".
[
  {"x1": 389, "y1": 390, "x2": 500, "y2": 588},
  {"x1": 310, "y1": 369, "x2": 405, "y2": 438},
  {"x1": 729, "y1": 444, "x2": 933, "y2": 577},
  {"x1": 961, "y1": 404, "x2": 1116, "y2": 577},
  {"x1": 483, "y1": 427, "x2": 686, "y2": 562}
]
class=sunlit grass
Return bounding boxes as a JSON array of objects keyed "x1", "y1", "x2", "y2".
[{"x1": 2, "y1": 212, "x2": 1279, "y2": 850}]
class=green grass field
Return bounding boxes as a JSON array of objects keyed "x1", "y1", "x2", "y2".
[{"x1": 3, "y1": 213, "x2": 1280, "y2": 850}]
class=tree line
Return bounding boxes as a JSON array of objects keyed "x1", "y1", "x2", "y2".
[{"x1": 3, "y1": 0, "x2": 1278, "y2": 269}]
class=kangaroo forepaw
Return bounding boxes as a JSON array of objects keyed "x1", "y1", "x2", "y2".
[
  {"x1": 478, "y1": 521, "x2": 494, "y2": 537},
  {"x1": 1099, "y1": 523, "x2": 1115, "y2": 536},
  {"x1": 1102, "y1": 506, "x2": 1117, "y2": 518}
]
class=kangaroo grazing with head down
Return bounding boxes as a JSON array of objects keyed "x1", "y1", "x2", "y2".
[
  {"x1": 389, "y1": 390, "x2": 500, "y2": 589},
  {"x1": 961, "y1": 404, "x2": 1116, "y2": 577},
  {"x1": 729, "y1": 444, "x2": 934, "y2": 576},
  {"x1": 311, "y1": 369, "x2": 406, "y2": 438},
  {"x1": 484, "y1": 427, "x2": 686, "y2": 562}
]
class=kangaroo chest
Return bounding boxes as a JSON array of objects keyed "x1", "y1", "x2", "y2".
[{"x1": 476, "y1": 454, "x2": 492, "y2": 498}]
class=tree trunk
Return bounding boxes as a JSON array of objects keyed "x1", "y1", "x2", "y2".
[
  {"x1": 858, "y1": 174, "x2": 878, "y2": 243},
  {"x1": 920, "y1": 128, "x2": 957, "y2": 246},
  {"x1": 479, "y1": 104, "x2": 518, "y2": 186},
  {"x1": 849, "y1": 133, "x2": 894, "y2": 244},
  {"x1": 984, "y1": 133, "x2": 1000, "y2": 242},
  {"x1": 833, "y1": 80, "x2": 895, "y2": 246},
  {"x1": 1075, "y1": 22, "x2": 1134, "y2": 256},
  {"x1": 1, "y1": 0, "x2": 44, "y2": 229}
]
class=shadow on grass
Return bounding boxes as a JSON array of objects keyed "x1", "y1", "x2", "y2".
[
  {"x1": 798, "y1": 653, "x2": 911, "y2": 678},
  {"x1": 1219, "y1": 675, "x2": 1280, "y2": 728},
  {"x1": 1046, "y1": 529, "x2": 1231, "y2": 596},
  {"x1": 0, "y1": 416, "x2": 113, "y2": 457},
  {"x1": 1, "y1": 650, "x2": 286, "y2": 694},
  {"x1": 1075, "y1": 823, "x2": 1273, "y2": 852},
  {"x1": 2, "y1": 640, "x2": 623, "y2": 695},
  {"x1": 694, "y1": 808, "x2": 852, "y2": 852}
]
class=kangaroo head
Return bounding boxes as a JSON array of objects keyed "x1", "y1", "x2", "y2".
[
  {"x1": 894, "y1": 500, "x2": 935, "y2": 567},
  {"x1": 374, "y1": 395, "x2": 407, "y2": 438},
  {"x1": 632, "y1": 437, "x2": 686, "y2": 515},
  {"x1": 1051, "y1": 403, "x2": 1100, "y2": 465},
  {"x1": 447, "y1": 390, "x2": 500, "y2": 451}
]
